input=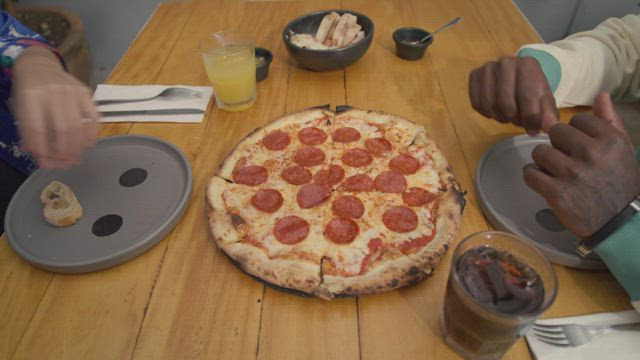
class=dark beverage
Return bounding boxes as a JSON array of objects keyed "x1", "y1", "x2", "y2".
[
  {"x1": 458, "y1": 246, "x2": 544, "y2": 314},
  {"x1": 441, "y1": 233, "x2": 556, "y2": 360}
]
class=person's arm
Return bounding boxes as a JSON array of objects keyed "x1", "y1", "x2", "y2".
[
  {"x1": 518, "y1": 14, "x2": 640, "y2": 107},
  {"x1": 12, "y1": 46, "x2": 98, "y2": 168},
  {"x1": 0, "y1": 11, "x2": 97, "y2": 169},
  {"x1": 524, "y1": 93, "x2": 640, "y2": 311}
]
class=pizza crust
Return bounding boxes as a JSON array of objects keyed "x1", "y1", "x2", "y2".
[
  {"x1": 221, "y1": 241, "x2": 330, "y2": 299},
  {"x1": 405, "y1": 188, "x2": 463, "y2": 274},
  {"x1": 340, "y1": 108, "x2": 421, "y2": 148},
  {"x1": 404, "y1": 128, "x2": 464, "y2": 272},
  {"x1": 206, "y1": 176, "x2": 242, "y2": 246},
  {"x1": 322, "y1": 249, "x2": 429, "y2": 296},
  {"x1": 217, "y1": 126, "x2": 266, "y2": 181},
  {"x1": 261, "y1": 106, "x2": 333, "y2": 133}
]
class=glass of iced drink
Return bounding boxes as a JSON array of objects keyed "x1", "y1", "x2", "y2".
[
  {"x1": 200, "y1": 31, "x2": 256, "y2": 112},
  {"x1": 441, "y1": 231, "x2": 557, "y2": 360}
]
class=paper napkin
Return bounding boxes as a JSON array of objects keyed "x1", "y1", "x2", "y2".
[
  {"x1": 94, "y1": 84, "x2": 213, "y2": 123},
  {"x1": 525, "y1": 310, "x2": 640, "y2": 360}
]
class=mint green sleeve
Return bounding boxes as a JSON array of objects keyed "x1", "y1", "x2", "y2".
[
  {"x1": 516, "y1": 48, "x2": 562, "y2": 94},
  {"x1": 594, "y1": 213, "x2": 640, "y2": 303}
]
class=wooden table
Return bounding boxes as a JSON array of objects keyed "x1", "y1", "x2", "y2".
[{"x1": 1, "y1": 1, "x2": 633, "y2": 359}]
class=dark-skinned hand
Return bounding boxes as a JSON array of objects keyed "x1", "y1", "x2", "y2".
[
  {"x1": 469, "y1": 56, "x2": 559, "y2": 134},
  {"x1": 523, "y1": 93, "x2": 640, "y2": 238}
]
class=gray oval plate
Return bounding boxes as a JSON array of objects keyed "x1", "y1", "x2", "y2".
[
  {"x1": 475, "y1": 135, "x2": 606, "y2": 270},
  {"x1": 4, "y1": 135, "x2": 192, "y2": 273}
]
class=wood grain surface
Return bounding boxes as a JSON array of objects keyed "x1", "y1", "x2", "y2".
[{"x1": 0, "y1": 0, "x2": 632, "y2": 359}]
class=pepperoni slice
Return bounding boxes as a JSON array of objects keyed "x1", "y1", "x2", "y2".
[
  {"x1": 314, "y1": 165, "x2": 345, "y2": 186},
  {"x1": 298, "y1": 127, "x2": 327, "y2": 145},
  {"x1": 262, "y1": 130, "x2": 290, "y2": 151},
  {"x1": 342, "y1": 148, "x2": 373, "y2": 167},
  {"x1": 389, "y1": 154, "x2": 421, "y2": 175},
  {"x1": 294, "y1": 146, "x2": 326, "y2": 167},
  {"x1": 332, "y1": 127, "x2": 361, "y2": 143},
  {"x1": 251, "y1": 189, "x2": 283, "y2": 212},
  {"x1": 374, "y1": 171, "x2": 407, "y2": 193},
  {"x1": 233, "y1": 165, "x2": 268, "y2": 186},
  {"x1": 281, "y1": 165, "x2": 312, "y2": 185},
  {"x1": 365, "y1": 138, "x2": 392, "y2": 156},
  {"x1": 382, "y1": 206, "x2": 418, "y2": 233},
  {"x1": 403, "y1": 187, "x2": 436, "y2": 207},
  {"x1": 296, "y1": 183, "x2": 331, "y2": 209},
  {"x1": 274, "y1": 216, "x2": 309, "y2": 244},
  {"x1": 341, "y1": 174, "x2": 374, "y2": 192},
  {"x1": 332, "y1": 195, "x2": 365, "y2": 219},
  {"x1": 325, "y1": 217, "x2": 360, "y2": 244}
]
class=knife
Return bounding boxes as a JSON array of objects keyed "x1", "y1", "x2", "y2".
[{"x1": 100, "y1": 108, "x2": 205, "y2": 117}]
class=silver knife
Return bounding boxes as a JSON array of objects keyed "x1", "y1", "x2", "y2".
[{"x1": 100, "y1": 108, "x2": 205, "y2": 117}]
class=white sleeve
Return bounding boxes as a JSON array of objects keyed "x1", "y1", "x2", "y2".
[{"x1": 520, "y1": 14, "x2": 640, "y2": 108}]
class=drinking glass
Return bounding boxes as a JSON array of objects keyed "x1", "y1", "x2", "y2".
[
  {"x1": 200, "y1": 31, "x2": 256, "y2": 112},
  {"x1": 441, "y1": 231, "x2": 557, "y2": 360}
]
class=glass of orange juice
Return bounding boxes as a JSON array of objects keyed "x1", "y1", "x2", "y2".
[{"x1": 200, "y1": 31, "x2": 256, "y2": 112}]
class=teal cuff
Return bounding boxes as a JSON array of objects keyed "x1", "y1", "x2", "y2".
[
  {"x1": 594, "y1": 213, "x2": 640, "y2": 302},
  {"x1": 517, "y1": 48, "x2": 561, "y2": 94}
]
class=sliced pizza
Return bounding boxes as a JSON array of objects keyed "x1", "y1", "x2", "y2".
[{"x1": 206, "y1": 106, "x2": 464, "y2": 299}]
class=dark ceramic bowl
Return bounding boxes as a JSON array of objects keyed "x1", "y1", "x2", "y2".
[
  {"x1": 255, "y1": 47, "x2": 273, "y2": 82},
  {"x1": 282, "y1": 9, "x2": 374, "y2": 72},
  {"x1": 392, "y1": 27, "x2": 432, "y2": 61}
]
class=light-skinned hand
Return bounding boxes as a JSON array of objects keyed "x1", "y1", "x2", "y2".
[{"x1": 12, "y1": 46, "x2": 98, "y2": 168}]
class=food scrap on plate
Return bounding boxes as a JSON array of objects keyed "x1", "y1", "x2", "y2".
[{"x1": 40, "y1": 181, "x2": 83, "y2": 227}]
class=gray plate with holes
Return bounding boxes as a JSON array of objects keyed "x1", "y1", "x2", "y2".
[
  {"x1": 475, "y1": 135, "x2": 606, "y2": 270},
  {"x1": 4, "y1": 135, "x2": 192, "y2": 273}
]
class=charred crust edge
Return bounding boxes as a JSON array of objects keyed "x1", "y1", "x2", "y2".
[
  {"x1": 453, "y1": 188, "x2": 466, "y2": 214},
  {"x1": 215, "y1": 125, "x2": 264, "y2": 177},
  {"x1": 222, "y1": 252, "x2": 315, "y2": 298}
]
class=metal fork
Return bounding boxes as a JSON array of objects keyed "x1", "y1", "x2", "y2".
[
  {"x1": 530, "y1": 321, "x2": 640, "y2": 347},
  {"x1": 95, "y1": 87, "x2": 202, "y2": 105}
]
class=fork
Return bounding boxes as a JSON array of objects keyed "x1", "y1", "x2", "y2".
[
  {"x1": 530, "y1": 321, "x2": 640, "y2": 347},
  {"x1": 95, "y1": 87, "x2": 202, "y2": 105}
]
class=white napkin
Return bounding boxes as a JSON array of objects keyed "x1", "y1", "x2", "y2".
[
  {"x1": 94, "y1": 84, "x2": 214, "y2": 123},
  {"x1": 525, "y1": 310, "x2": 640, "y2": 360}
]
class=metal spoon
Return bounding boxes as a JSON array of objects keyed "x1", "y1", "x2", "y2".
[{"x1": 420, "y1": 17, "x2": 461, "y2": 43}]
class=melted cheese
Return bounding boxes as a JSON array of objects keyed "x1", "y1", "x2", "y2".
[{"x1": 214, "y1": 109, "x2": 452, "y2": 280}]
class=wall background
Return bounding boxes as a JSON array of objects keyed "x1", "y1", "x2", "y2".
[
  {"x1": 15, "y1": 0, "x2": 640, "y2": 85},
  {"x1": 515, "y1": 0, "x2": 640, "y2": 42},
  {"x1": 20, "y1": 0, "x2": 165, "y2": 85}
]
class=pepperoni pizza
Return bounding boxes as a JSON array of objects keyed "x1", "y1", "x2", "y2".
[{"x1": 206, "y1": 107, "x2": 464, "y2": 299}]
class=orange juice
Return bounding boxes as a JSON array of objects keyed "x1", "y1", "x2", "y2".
[{"x1": 200, "y1": 33, "x2": 256, "y2": 112}]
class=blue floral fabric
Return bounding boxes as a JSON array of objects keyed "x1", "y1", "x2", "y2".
[{"x1": 0, "y1": 11, "x2": 61, "y2": 174}]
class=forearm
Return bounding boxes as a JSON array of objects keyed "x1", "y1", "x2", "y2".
[
  {"x1": 517, "y1": 14, "x2": 640, "y2": 107},
  {"x1": 14, "y1": 46, "x2": 64, "y2": 77}
]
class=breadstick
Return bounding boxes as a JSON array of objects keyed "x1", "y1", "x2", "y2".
[
  {"x1": 350, "y1": 30, "x2": 365, "y2": 45},
  {"x1": 345, "y1": 13, "x2": 357, "y2": 27},
  {"x1": 315, "y1": 12, "x2": 339, "y2": 43},
  {"x1": 330, "y1": 13, "x2": 350, "y2": 43},
  {"x1": 340, "y1": 24, "x2": 361, "y2": 47}
]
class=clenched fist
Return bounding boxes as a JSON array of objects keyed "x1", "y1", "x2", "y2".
[
  {"x1": 12, "y1": 46, "x2": 98, "y2": 168},
  {"x1": 469, "y1": 56, "x2": 559, "y2": 134}
]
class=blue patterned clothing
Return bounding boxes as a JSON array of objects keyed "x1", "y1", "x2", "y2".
[{"x1": 0, "y1": 11, "x2": 62, "y2": 174}]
